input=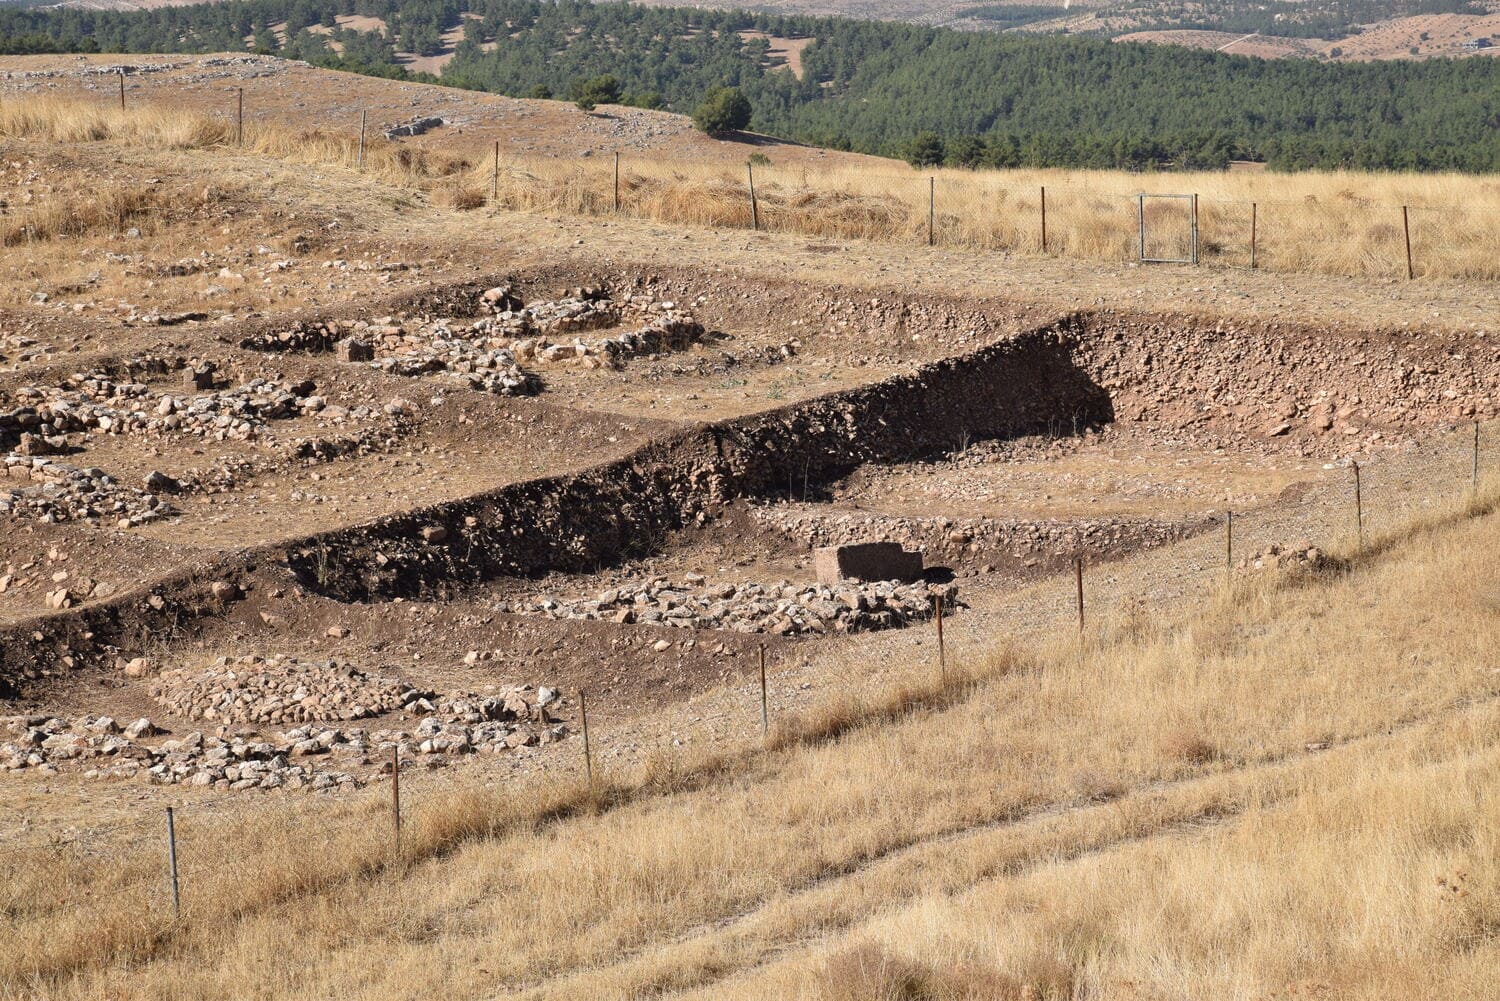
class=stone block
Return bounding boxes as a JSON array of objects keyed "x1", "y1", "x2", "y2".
[
  {"x1": 813, "y1": 542, "x2": 923, "y2": 585},
  {"x1": 336, "y1": 338, "x2": 374, "y2": 363}
]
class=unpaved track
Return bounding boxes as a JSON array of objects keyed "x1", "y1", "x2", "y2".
[{"x1": 508, "y1": 688, "x2": 1500, "y2": 999}]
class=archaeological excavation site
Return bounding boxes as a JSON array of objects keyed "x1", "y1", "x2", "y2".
[{"x1": 1, "y1": 263, "x2": 1494, "y2": 794}]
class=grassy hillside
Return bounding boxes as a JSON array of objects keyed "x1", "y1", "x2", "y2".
[
  {"x1": 4, "y1": 462, "x2": 1497, "y2": 998},
  {"x1": 4, "y1": 94, "x2": 1498, "y2": 280},
  {"x1": 2, "y1": 0, "x2": 1500, "y2": 170}
]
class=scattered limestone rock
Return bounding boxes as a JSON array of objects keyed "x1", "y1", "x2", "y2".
[{"x1": 506, "y1": 575, "x2": 954, "y2": 636}]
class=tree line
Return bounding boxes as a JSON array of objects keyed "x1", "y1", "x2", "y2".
[{"x1": 1, "y1": 0, "x2": 1497, "y2": 171}]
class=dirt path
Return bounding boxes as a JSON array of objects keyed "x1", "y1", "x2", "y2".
[{"x1": 512, "y1": 691, "x2": 1500, "y2": 1000}]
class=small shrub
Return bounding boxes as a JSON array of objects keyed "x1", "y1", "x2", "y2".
[
  {"x1": 1159, "y1": 726, "x2": 1220, "y2": 765},
  {"x1": 569, "y1": 75, "x2": 621, "y2": 113},
  {"x1": 900, "y1": 131, "x2": 945, "y2": 168},
  {"x1": 436, "y1": 182, "x2": 486, "y2": 211},
  {"x1": 692, "y1": 86, "x2": 752, "y2": 137}
]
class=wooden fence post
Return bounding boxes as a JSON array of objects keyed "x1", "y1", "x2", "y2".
[
  {"x1": 165, "y1": 807, "x2": 181, "y2": 919},
  {"x1": 118, "y1": 71, "x2": 125, "y2": 111},
  {"x1": 390, "y1": 745, "x2": 401, "y2": 854},
  {"x1": 1074, "y1": 556, "x2": 1084, "y2": 633},
  {"x1": 580, "y1": 690, "x2": 594, "y2": 792},
  {"x1": 1402, "y1": 206, "x2": 1414, "y2": 280},
  {"x1": 1249, "y1": 202, "x2": 1258, "y2": 269},
  {"x1": 613, "y1": 151, "x2": 620, "y2": 213},
  {"x1": 1473, "y1": 421, "x2": 1481, "y2": 494},
  {"x1": 747, "y1": 163, "x2": 759, "y2": 231},
  {"x1": 492, "y1": 140, "x2": 499, "y2": 200},
  {"x1": 1226, "y1": 509, "x2": 1233, "y2": 580},
  {"x1": 1040, "y1": 185, "x2": 1048, "y2": 253},
  {"x1": 1353, "y1": 461, "x2": 1364, "y2": 550},
  {"x1": 357, "y1": 111, "x2": 366, "y2": 169},
  {"x1": 934, "y1": 593, "x2": 946, "y2": 684},
  {"x1": 236, "y1": 87, "x2": 243, "y2": 146},
  {"x1": 758, "y1": 644, "x2": 768, "y2": 741}
]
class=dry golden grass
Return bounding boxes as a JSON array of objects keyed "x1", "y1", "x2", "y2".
[
  {"x1": 483, "y1": 154, "x2": 1500, "y2": 281},
  {"x1": 0, "y1": 95, "x2": 472, "y2": 201},
  {"x1": 0, "y1": 183, "x2": 165, "y2": 247},
  {"x1": 2, "y1": 485, "x2": 1496, "y2": 1000},
  {"x1": 3, "y1": 94, "x2": 1497, "y2": 281}
]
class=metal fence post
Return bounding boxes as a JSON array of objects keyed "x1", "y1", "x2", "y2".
[
  {"x1": 1191, "y1": 192, "x2": 1200, "y2": 265},
  {"x1": 758, "y1": 644, "x2": 768, "y2": 741}
]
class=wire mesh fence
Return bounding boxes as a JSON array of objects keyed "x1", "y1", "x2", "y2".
[
  {"x1": 8, "y1": 88, "x2": 1495, "y2": 280},
  {"x1": 432, "y1": 148, "x2": 1500, "y2": 282}
]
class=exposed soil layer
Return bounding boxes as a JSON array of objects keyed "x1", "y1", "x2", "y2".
[{"x1": 1, "y1": 267, "x2": 1494, "y2": 714}]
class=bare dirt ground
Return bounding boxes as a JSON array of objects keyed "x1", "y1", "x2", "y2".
[
  {"x1": 1116, "y1": 13, "x2": 1500, "y2": 60},
  {"x1": 1, "y1": 63, "x2": 1497, "y2": 846}
]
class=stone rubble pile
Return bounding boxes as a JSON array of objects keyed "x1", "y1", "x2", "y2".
[
  {"x1": 0, "y1": 330, "x2": 49, "y2": 369},
  {"x1": 150, "y1": 656, "x2": 422, "y2": 725},
  {"x1": 472, "y1": 285, "x2": 704, "y2": 370},
  {"x1": 1, "y1": 454, "x2": 176, "y2": 527},
  {"x1": 4, "y1": 369, "x2": 326, "y2": 445},
  {"x1": 240, "y1": 284, "x2": 703, "y2": 393},
  {"x1": 1238, "y1": 540, "x2": 1336, "y2": 573},
  {"x1": 384, "y1": 116, "x2": 445, "y2": 138},
  {"x1": 2, "y1": 55, "x2": 303, "y2": 86},
  {"x1": 2, "y1": 664, "x2": 566, "y2": 791},
  {"x1": 358, "y1": 319, "x2": 543, "y2": 396},
  {"x1": 504, "y1": 575, "x2": 954, "y2": 636}
]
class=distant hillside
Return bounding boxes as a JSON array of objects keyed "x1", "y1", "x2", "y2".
[{"x1": 2, "y1": 0, "x2": 1498, "y2": 171}]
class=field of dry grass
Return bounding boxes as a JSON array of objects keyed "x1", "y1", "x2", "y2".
[
  {"x1": 491, "y1": 155, "x2": 1500, "y2": 281},
  {"x1": 4, "y1": 94, "x2": 1498, "y2": 282},
  {"x1": 4, "y1": 481, "x2": 1496, "y2": 1000}
]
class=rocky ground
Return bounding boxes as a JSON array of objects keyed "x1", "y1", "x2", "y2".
[
  {"x1": 506, "y1": 575, "x2": 955, "y2": 636},
  {"x1": 4, "y1": 654, "x2": 567, "y2": 791}
]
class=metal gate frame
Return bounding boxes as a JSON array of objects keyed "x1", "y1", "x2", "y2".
[{"x1": 1137, "y1": 193, "x2": 1199, "y2": 265}]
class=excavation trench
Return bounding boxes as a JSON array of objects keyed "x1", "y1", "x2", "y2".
[
  {"x1": 1, "y1": 290, "x2": 1493, "y2": 695},
  {"x1": 281, "y1": 295, "x2": 1496, "y2": 604},
  {"x1": 284, "y1": 320, "x2": 1110, "y2": 601}
]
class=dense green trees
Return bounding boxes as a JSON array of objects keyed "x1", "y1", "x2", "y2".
[{"x1": 1, "y1": 0, "x2": 1497, "y2": 172}]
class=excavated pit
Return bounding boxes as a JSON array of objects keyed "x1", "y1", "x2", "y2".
[
  {"x1": 0, "y1": 270, "x2": 1495, "y2": 703},
  {"x1": 278, "y1": 306, "x2": 1495, "y2": 608}
]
